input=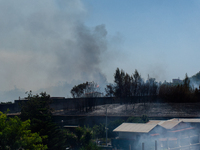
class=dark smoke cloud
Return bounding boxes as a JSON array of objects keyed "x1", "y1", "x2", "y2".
[{"x1": 0, "y1": 0, "x2": 108, "y2": 101}]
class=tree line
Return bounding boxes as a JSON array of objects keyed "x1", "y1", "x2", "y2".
[
  {"x1": 159, "y1": 74, "x2": 200, "y2": 103},
  {"x1": 105, "y1": 68, "x2": 158, "y2": 97},
  {"x1": 71, "y1": 68, "x2": 200, "y2": 103}
]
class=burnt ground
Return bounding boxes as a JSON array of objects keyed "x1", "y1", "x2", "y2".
[{"x1": 52, "y1": 103, "x2": 200, "y2": 117}]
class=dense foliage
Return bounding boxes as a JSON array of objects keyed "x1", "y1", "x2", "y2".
[
  {"x1": 66, "y1": 126, "x2": 99, "y2": 150},
  {"x1": 0, "y1": 111, "x2": 47, "y2": 150}
]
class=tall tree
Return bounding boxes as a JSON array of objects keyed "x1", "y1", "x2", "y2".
[
  {"x1": 132, "y1": 69, "x2": 141, "y2": 96},
  {"x1": 124, "y1": 73, "x2": 132, "y2": 97},
  {"x1": 20, "y1": 91, "x2": 67, "y2": 150},
  {"x1": 114, "y1": 68, "x2": 125, "y2": 98}
]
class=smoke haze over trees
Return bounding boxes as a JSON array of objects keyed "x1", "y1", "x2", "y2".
[
  {"x1": 103, "y1": 68, "x2": 200, "y2": 103},
  {"x1": 1, "y1": 1, "x2": 200, "y2": 102}
]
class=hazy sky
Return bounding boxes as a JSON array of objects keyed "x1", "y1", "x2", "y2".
[{"x1": 1, "y1": 0, "x2": 200, "y2": 101}]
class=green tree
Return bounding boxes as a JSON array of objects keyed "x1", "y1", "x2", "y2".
[
  {"x1": 107, "y1": 119, "x2": 124, "y2": 138},
  {"x1": 0, "y1": 111, "x2": 47, "y2": 150},
  {"x1": 65, "y1": 131, "x2": 77, "y2": 148},
  {"x1": 93, "y1": 124, "x2": 106, "y2": 139},
  {"x1": 66, "y1": 126, "x2": 93, "y2": 149},
  {"x1": 75, "y1": 127, "x2": 84, "y2": 147},
  {"x1": 20, "y1": 91, "x2": 67, "y2": 150}
]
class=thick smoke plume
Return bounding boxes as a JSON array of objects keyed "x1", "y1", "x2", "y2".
[{"x1": 0, "y1": 0, "x2": 108, "y2": 101}]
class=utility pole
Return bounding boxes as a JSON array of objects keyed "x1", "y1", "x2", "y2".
[
  {"x1": 106, "y1": 107, "x2": 108, "y2": 146},
  {"x1": 61, "y1": 120, "x2": 63, "y2": 133}
]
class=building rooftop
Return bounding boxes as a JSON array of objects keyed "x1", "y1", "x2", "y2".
[
  {"x1": 147, "y1": 119, "x2": 183, "y2": 129},
  {"x1": 147, "y1": 120, "x2": 166, "y2": 125},
  {"x1": 169, "y1": 118, "x2": 200, "y2": 123},
  {"x1": 147, "y1": 118, "x2": 200, "y2": 129},
  {"x1": 113, "y1": 123, "x2": 158, "y2": 133},
  {"x1": 114, "y1": 118, "x2": 200, "y2": 134},
  {"x1": 158, "y1": 120, "x2": 182, "y2": 129}
]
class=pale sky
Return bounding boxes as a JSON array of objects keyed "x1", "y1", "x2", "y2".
[{"x1": 0, "y1": 0, "x2": 200, "y2": 101}]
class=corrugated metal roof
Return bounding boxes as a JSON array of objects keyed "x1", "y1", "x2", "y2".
[
  {"x1": 147, "y1": 120, "x2": 183, "y2": 129},
  {"x1": 113, "y1": 123, "x2": 158, "y2": 133},
  {"x1": 159, "y1": 120, "x2": 182, "y2": 129},
  {"x1": 113, "y1": 118, "x2": 200, "y2": 134},
  {"x1": 169, "y1": 118, "x2": 200, "y2": 123},
  {"x1": 147, "y1": 120, "x2": 166, "y2": 125}
]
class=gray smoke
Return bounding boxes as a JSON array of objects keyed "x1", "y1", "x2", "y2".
[
  {"x1": 190, "y1": 78, "x2": 200, "y2": 90},
  {"x1": 0, "y1": 0, "x2": 108, "y2": 101}
]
